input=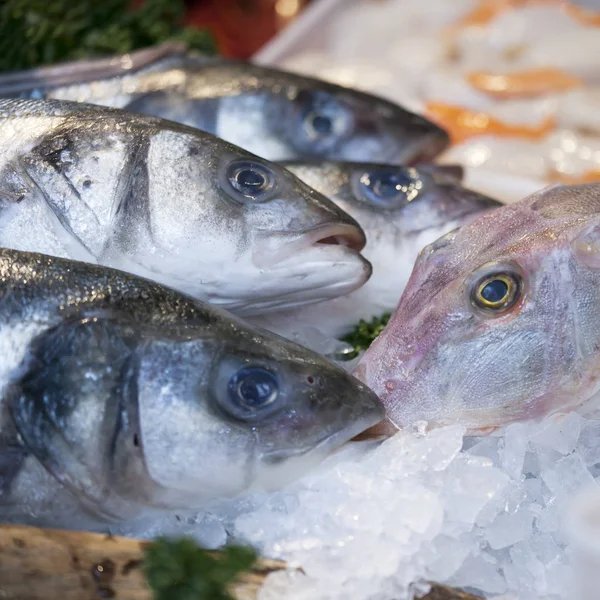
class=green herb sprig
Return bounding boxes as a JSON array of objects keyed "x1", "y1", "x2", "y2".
[
  {"x1": 0, "y1": 0, "x2": 216, "y2": 72},
  {"x1": 341, "y1": 313, "x2": 391, "y2": 360},
  {"x1": 143, "y1": 537, "x2": 258, "y2": 600}
]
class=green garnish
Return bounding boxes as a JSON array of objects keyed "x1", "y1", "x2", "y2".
[
  {"x1": 0, "y1": 0, "x2": 216, "y2": 72},
  {"x1": 143, "y1": 537, "x2": 258, "y2": 600},
  {"x1": 341, "y1": 313, "x2": 391, "y2": 360}
]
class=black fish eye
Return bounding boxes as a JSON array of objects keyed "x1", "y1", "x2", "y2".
[
  {"x1": 228, "y1": 367, "x2": 279, "y2": 411},
  {"x1": 225, "y1": 160, "x2": 276, "y2": 202},
  {"x1": 305, "y1": 111, "x2": 333, "y2": 137},
  {"x1": 472, "y1": 273, "x2": 521, "y2": 313},
  {"x1": 357, "y1": 168, "x2": 423, "y2": 209}
]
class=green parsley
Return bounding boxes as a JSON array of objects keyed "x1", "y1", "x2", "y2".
[
  {"x1": 0, "y1": 0, "x2": 216, "y2": 72},
  {"x1": 143, "y1": 537, "x2": 258, "y2": 600},
  {"x1": 341, "y1": 313, "x2": 391, "y2": 360}
]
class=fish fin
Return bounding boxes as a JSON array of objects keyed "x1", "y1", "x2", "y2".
[
  {"x1": 0, "y1": 43, "x2": 189, "y2": 96},
  {"x1": 9, "y1": 315, "x2": 143, "y2": 522}
]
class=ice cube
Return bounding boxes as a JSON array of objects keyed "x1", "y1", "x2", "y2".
[
  {"x1": 529, "y1": 412, "x2": 583, "y2": 455},
  {"x1": 500, "y1": 422, "x2": 530, "y2": 480},
  {"x1": 450, "y1": 553, "x2": 508, "y2": 595},
  {"x1": 504, "y1": 542, "x2": 547, "y2": 597},
  {"x1": 540, "y1": 452, "x2": 597, "y2": 499},
  {"x1": 577, "y1": 417, "x2": 600, "y2": 467},
  {"x1": 486, "y1": 509, "x2": 535, "y2": 550}
]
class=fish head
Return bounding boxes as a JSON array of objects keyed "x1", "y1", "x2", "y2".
[
  {"x1": 283, "y1": 161, "x2": 501, "y2": 303},
  {"x1": 354, "y1": 183, "x2": 600, "y2": 434},
  {"x1": 11, "y1": 310, "x2": 383, "y2": 517},
  {"x1": 138, "y1": 131, "x2": 371, "y2": 315},
  {"x1": 205, "y1": 65, "x2": 450, "y2": 163},
  {"x1": 265, "y1": 80, "x2": 450, "y2": 163},
  {"x1": 283, "y1": 161, "x2": 500, "y2": 238},
  {"x1": 134, "y1": 316, "x2": 385, "y2": 504}
]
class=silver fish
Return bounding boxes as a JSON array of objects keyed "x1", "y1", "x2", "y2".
[
  {"x1": 252, "y1": 162, "x2": 500, "y2": 345},
  {"x1": 0, "y1": 43, "x2": 450, "y2": 164},
  {"x1": 0, "y1": 98, "x2": 370, "y2": 316},
  {"x1": 355, "y1": 182, "x2": 600, "y2": 436},
  {"x1": 0, "y1": 248, "x2": 383, "y2": 529}
]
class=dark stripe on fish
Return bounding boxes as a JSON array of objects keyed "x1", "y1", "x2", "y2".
[{"x1": 104, "y1": 135, "x2": 154, "y2": 256}]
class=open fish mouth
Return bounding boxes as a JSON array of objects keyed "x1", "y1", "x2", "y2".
[
  {"x1": 253, "y1": 222, "x2": 367, "y2": 268},
  {"x1": 305, "y1": 223, "x2": 366, "y2": 253}
]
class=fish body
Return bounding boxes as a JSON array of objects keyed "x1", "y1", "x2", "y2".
[
  {"x1": 0, "y1": 44, "x2": 449, "y2": 164},
  {"x1": 355, "y1": 182, "x2": 600, "y2": 433},
  {"x1": 252, "y1": 162, "x2": 500, "y2": 344},
  {"x1": 0, "y1": 98, "x2": 370, "y2": 316},
  {"x1": 0, "y1": 249, "x2": 383, "y2": 529}
]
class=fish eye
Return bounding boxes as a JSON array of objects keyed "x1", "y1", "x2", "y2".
[
  {"x1": 304, "y1": 111, "x2": 334, "y2": 138},
  {"x1": 471, "y1": 273, "x2": 521, "y2": 313},
  {"x1": 223, "y1": 159, "x2": 276, "y2": 203},
  {"x1": 223, "y1": 367, "x2": 280, "y2": 420},
  {"x1": 354, "y1": 167, "x2": 424, "y2": 209}
]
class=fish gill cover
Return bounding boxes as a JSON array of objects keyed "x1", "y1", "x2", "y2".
[{"x1": 0, "y1": 0, "x2": 216, "y2": 72}]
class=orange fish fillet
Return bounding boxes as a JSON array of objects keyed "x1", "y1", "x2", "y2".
[
  {"x1": 467, "y1": 68, "x2": 583, "y2": 99},
  {"x1": 426, "y1": 102, "x2": 555, "y2": 144}
]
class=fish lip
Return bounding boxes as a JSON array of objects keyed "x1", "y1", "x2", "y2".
[
  {"x1": 253, "y1": 222, "x2": 367, "y2": 269},
  {"x1": 259, "y1": 407, "x2": 385, "y2": 465},
  {"x1": 399, "y1": 130, "x2": 452, "y2": 165}
]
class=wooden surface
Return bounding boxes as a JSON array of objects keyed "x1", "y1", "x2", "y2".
[{"x1": 0, "y1": 523, "x2": 482, "y2": 600}]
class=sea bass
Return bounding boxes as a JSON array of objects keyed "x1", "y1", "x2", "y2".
[
  {"x1": 0, "y1": 98, "x2": 370, "y2": 316},
  {"x1": 0, "y1": 44, "x2": 449, "y2": 164},
  {"x1": 355, "y1": 182, "x2": 600, "y2": 434},
  {"x1": 0, "y1": 249, "x2": 383, "y2": 530},
  {"x1": 253, "y1": 162, "x2": 500, "y2": 344}
]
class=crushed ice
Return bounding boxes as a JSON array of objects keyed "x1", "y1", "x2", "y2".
[{"x1": 114, "y1": 409, "x2": 600, "y2": 600}]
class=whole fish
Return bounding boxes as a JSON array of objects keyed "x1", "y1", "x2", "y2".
[
  {"x1": 0, "y1": 44, "x2": 450, "y2": 164},
  {"x1": 252, "y1": 162, "x2": 500, "y2": 345},
  {"x1": 0, "y1": 249, "x2": 383, "y2": 530},
  {"x1": 0, "y1": 98, "x2": 370, "y2": 316},
  {"x1": 354, "y1": 182, "x2": 600, "y2": 435}
]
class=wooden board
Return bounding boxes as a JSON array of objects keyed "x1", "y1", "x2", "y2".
[{"x1": 0, "y1": 523, "x2": 482, "y2": 600}]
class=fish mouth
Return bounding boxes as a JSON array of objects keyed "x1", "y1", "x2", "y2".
[
  {"x1": 306, "y1": 222, "x2": 366, "y2": 252},
  {"x1": 253, "y1": 407, "x2": 384, "y2": 490},
  {"x1": 399, "y1": 130, "x2": 452, "y2": 165},
  {"x1": 253, "y1": 222, "x2": 367, "y2": 268}
]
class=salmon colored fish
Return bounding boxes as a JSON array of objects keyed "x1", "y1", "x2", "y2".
[
  {"x1": 467, "y1": 68, "x2": 583, "y2": 99},
  {"x1": 426, "y1": 102, "x2": 555, "y2": 144}
]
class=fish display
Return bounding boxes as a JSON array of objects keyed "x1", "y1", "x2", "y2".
[
  {"x1": 253, "y1": 162, "x2": 500, "y2": 344},
  {"x1": 0, "y1": 98, "x2": 371, "y2": 316},
  {"x1": 354, "y1": 182, "x2": 600, "y2": 434},
  {"x1": 0, "y1": 44, "x2": 450, "y2": 164},
  {"x1": 0, "y1": 249, "x2": 384, "y2": 529}
]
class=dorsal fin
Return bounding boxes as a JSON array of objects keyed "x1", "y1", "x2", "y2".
[{"x1": 0, "y1": 42, "x2": 189, "y2": 96}]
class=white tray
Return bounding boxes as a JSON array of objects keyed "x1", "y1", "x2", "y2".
[{"x1": 253, "y1": 0, "x2": 346, "y2": 65}]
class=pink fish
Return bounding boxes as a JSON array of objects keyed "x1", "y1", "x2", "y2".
[{"x1": 354, "y1": 183, "x2": 600, "y2": 435}]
